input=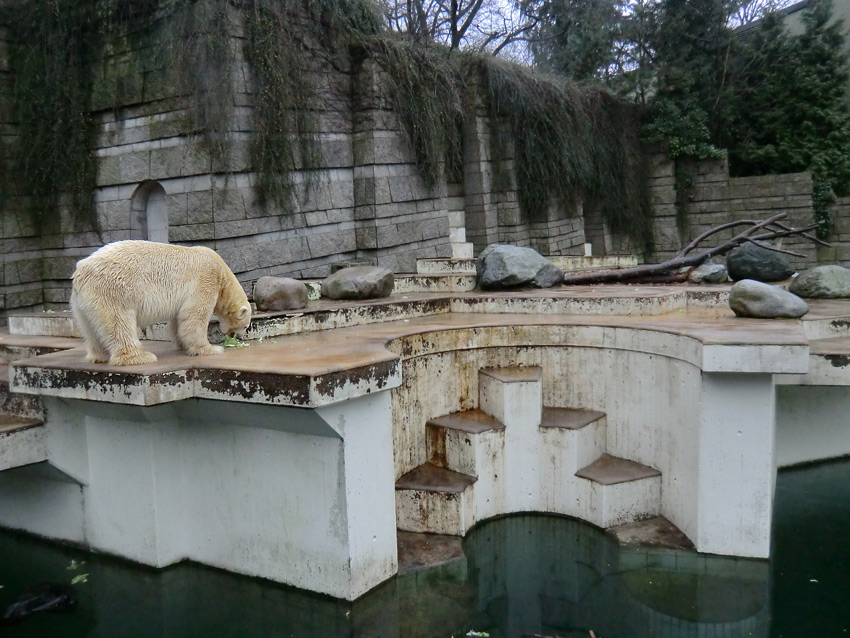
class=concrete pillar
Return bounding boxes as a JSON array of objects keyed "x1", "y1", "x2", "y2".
[{"x1": 696, "y1": 373, "x2": 776, "y2": 558}]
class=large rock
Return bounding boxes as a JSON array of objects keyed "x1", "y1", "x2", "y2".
[
  {"x1": 477, "y1": 244, "x2": 564, "y2": 290},
  {"x1": 688, "y1": 262, "x2": 728, "y2": 284},
  {"x1": 729, "y1": 279, "x2": 809, "y2": 319},
  {"x1": 253, "y1": 276, "x2": 308, "y2": 311},
  {"x1": 321, "y1": 266, "x2": 394, "y2": 300},
  {"x1": 726, "y1": 242, "x2": 794, "y2": 282},
  {"x1": 789, "y1": 265, "x2": 850, "y2": 299}
]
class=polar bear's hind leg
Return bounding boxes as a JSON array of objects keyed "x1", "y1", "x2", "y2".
[
  {"x1": 106, "y1": 308, "x2": 158, "y2": 366},
  {"x1": 72, "y1": 297, "x2": 111, "y2": 364}
]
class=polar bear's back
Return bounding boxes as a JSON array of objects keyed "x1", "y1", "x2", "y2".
[{"x1": 72, "y1": 240, "x2": 226, "y2": 325}]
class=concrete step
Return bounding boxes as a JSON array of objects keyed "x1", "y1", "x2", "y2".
[
  {"x1": 576, "y1": 454, "x2": 662, "y2": 529},
  {"x1": 0, "y1": 415, "x2": 46, "y2": 472},
  {"x1": 0, "y1": 368, "x2": 44, "y2": 420},
  {"x1": 540, "y1": 406, "x2": 607, "y2": 479},
  {"x1": 395, "y1": 462, "x2": 476, "y2": 536},
  {"x1": 776, "y1": 336, "x2": 850, "y2": 386},
  {"x1": 451, "y1": 242, "x2": 473, "y2": 259},
  {"x1": 426, "y1": 409, "x2": 505, "y2": 477},
  {"x1": 416, "y1": 258, "x2": 477, "y2": 275},
  {"x1": 549, "y1": 255, "x2": 640, "y2": 272},
  {"x1": 392, "y1": 274, "x2": 477, "y2": 294},
  {"x1": 479, "y1": 365, "x2": 543, "y2": 428}
]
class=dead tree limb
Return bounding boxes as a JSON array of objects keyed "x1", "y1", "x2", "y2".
[{"x1": 561, "y1": 213, "x2": 828, "y2": 286}]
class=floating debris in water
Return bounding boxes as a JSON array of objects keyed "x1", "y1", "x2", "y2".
[{"x1": 2, "y1": 583, "x2": 77, "y2": 624}]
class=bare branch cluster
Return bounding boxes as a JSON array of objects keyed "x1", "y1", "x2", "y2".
[{"x1": 560, "y1": 213, "x2": 828, "y2": 285}]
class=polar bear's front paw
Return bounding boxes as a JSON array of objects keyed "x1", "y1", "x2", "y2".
[
  {"x1": 110, "y1": 350, "x2": 158, "y2": 366},
  {"x1": 186, "y1": 344, "x2": 225, "y2": 356}
]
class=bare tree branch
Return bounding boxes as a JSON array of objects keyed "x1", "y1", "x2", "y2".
[{"x1": 561, "y1": 213, "x2": 827, "y2": 285}]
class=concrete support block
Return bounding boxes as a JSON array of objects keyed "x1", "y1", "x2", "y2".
[
  {"x1": 395, "y1": 463, "x2": 475, "y2": 535},
  {"x1": 578, "y1": 474, "x2": 662, "y2": 528},
  {"x1": 575, "y1": 454, "x2": 662, "y2": 528},
  {"x1": 696, "y1": 373, "x2": 775, "y2": 558},
  {"x1": 0, "y1": 393, "x2": 398, "y2": 600},
  {"x1": 479, "y1": 366, "x2": 543, "y2": 513}
]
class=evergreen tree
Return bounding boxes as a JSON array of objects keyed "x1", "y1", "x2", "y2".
[
  {"x1": 529, "y1": 0, "x2": 624, "y2": 81},
  {"x1": 643, "y1": 0, "x2": 729, "y2": 158},
  {"x1": 723, "y1": 0, "x2": 850, "y2": 235}
]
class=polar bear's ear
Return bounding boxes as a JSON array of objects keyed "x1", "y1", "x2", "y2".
[{"x1": 239, "y1": 305, "x2": 250, "y2": 318}]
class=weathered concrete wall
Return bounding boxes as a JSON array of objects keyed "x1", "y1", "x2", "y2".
[{"x1": 649, "y1": 153, "x2": 817, "y2": 268}]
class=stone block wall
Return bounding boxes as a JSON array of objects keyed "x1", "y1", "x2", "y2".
[
  {"x1": 820, "y1": 197, "x2": 850, "y2": 265},
  {"x1": 462, "y1": 105, "x2": 585, "y2": 257},
  {"x1": 649, "y1": 154, "x2": 817, "y2": 269},
  {"x1": 0, "y1": 7, "x2": 596, "y2": 318}
]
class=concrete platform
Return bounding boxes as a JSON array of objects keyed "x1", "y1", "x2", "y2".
[{"x1": 2, "y1": 285, "x2": 850, "y2": 600}]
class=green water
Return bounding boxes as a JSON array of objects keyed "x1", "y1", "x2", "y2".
[{"x1": 1, "y1": 460, "x2": 848, "y2": 637}]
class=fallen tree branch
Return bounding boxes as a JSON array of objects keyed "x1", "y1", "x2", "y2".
[
  {"x1": 742, "y1": 238, "x2": 806, "y2": 259},
  {"x1": 562, "y1": 213, "x2": 828, "y2": 286}
]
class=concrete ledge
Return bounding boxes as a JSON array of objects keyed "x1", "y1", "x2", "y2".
[{"x1": 0, "y1": 417, "x2": 45, "y2": 472}]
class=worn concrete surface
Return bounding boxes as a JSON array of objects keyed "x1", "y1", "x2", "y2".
[
  {"x1": 7, "y1": 286, "x2": 819, "y2": 408},
  {"x1": 4, "y1": 285, "x2": 850, "y2": 597}
]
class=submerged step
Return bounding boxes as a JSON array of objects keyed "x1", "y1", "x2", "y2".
[
  {"x1": 0, "y1": 415, "x2": 46, "y2": 472},
  {"x1": 397, "y1": 530, "x2": 466, "y2": 574}
]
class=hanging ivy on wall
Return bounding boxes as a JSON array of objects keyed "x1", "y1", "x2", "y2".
[
  {"x1": 1, "y1": 0, "x2": 107, "y2": 231},
  {"x1": 478, "y1": 56, "x2": 652, "y2": 250},
  {"x1": 369, "y1": 37, "x2": 465, "y2": 189},
  {"x1": 2, "y1": 0, "x2": 652, "y2": 249}
]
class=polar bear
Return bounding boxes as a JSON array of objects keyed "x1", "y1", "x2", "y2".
[{"x1": 70, "y1": 240, "x2": 252, "y2": 366}]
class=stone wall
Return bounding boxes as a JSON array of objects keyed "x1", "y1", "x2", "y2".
[
  {"x1": 820, "y1": 196, "x2": 850, "y2": 265},
  {"x1": 648, "y1": 154, "x2": 817, "y2": 269},
  {"x1": 0, "y1": 5, "x2": 590, "y2": 318}
]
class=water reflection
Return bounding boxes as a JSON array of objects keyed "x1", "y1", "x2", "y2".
[
  {"x1": 0, "y1": 515, "x2": 769, "y2": 637},
  {"x1": 356, "y1": 516, "x2": 769, "y2": 637}
]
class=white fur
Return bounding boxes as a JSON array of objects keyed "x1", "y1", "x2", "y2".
[{"x1": 70, "y1": 240, "x2": 251, "y2": 366}]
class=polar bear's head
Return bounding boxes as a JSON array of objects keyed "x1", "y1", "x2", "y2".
[{"x1": 219, "y1": 304, "x2": 252, "y2": 339}]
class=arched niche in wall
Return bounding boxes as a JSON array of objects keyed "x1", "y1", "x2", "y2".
[{"x1": 130, "y1": 181, "x2": 169, "y2": 243}]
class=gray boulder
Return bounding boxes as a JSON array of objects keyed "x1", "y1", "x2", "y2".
[
  {"x1": 688, "y1": 262, "x2": 728, "y2": 284},
  {"x1": 321, "y1": 266, "x2": 394, "y2": 300},
  {"x1": 727, "y1": 242, "x2": 794, "y2": 282},
  {"x1": 789, "y1": 265, "x2": 850, "y2": 299},
  {"x1": 477, "y1": 244, "x2": 564, "y2": 290},
  {"x1": 253, "y1": 276, "x2": 309, "y2": 311},
  {"x1": 729, "y1": 279, "x2": 809, "y2": 319}
]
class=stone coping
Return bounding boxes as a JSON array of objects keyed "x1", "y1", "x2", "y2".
[
  {"x1": 7, "y1": 285, "x2": 730, "y2": 341},
  {"x1": 7, "y1": 285, "x2": 825, "y2": 408}
]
